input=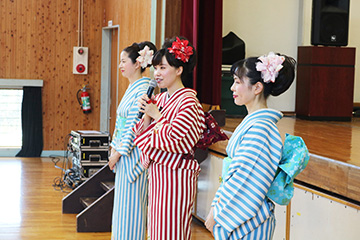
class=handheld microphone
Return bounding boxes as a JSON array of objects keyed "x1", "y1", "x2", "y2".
[{"x1": 138, "y1": 79, "x2": 157, "y2": 118}]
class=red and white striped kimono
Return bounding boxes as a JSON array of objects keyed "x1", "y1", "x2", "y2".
[{"x1": 133, "y1": 87, "x2": 206, "y2": 240}]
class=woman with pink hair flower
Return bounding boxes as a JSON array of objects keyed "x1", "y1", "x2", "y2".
[
  {"x1": 205, "y1": 52, "x2": 296, "y2": 239},
  {"x1": 109, "y1": 41, "x2": 156, "y2": 240}
]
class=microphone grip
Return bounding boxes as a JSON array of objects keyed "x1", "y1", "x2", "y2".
[
  {"x1": 137, "y1": 86, "x2": 155, "y2": 119},
  {"x1": 138, "y1": 109, "x2": 145, "y2": 119}
]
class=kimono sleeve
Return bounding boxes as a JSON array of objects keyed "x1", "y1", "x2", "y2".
[
  {"x1": 116, "y1": 89, "x2": 147, "y2": 156},
  {"x1": 133, "y1": 116, "x2": 145, "y2": 137},
  {"x1": 211, "y1": 185, "x2": 223, "y2": 207},
  {"x1": 212, "y1": 123, "x2": 281, "y2": 237},
  {"x1": 149, "y1": 98, "x2": 204, "y2": 153}
]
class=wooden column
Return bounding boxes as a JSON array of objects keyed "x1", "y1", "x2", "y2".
[{"x1": 295, "y1": 46, "x2": 356, "y2": 121}]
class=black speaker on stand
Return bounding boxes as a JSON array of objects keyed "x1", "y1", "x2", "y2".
[{"x1": 311, "y1": 0, "x2": 350, "y2": 46}]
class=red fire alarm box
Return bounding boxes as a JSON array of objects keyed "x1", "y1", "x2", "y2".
[{"x1": 73, "y1": 47, "x2": 88, "y2": 75}]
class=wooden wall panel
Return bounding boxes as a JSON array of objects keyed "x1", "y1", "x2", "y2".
[
  {"x1": 0, "y1": 1, "x2": 4, "y2": 76},
  {"x1": 0, "y1": 0, "x2": 103, "y2": 150},
  {"x1": 103, "y1": 0, "x2": 152, "y2": 137},
  {"x1": 0, "y1": 0, "x2": 153, "y2": 151},
  {"x1": 165, "y1": 0, "x2": 181, "y2": 39}
]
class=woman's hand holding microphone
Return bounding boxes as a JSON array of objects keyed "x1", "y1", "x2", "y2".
[{"x1": 138, "y1": 94, "x2": 162, "y2": 122}]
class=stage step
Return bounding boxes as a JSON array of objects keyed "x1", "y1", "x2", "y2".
[
  {"x1": 62, "y1": 164, "x2": 115, "y2": 232},
  {"x1": 100, "y1": 181, "x2": 115, "y2": 191},
  {"x1": 80, "y1": 197, "x2": 98, "y2": 208}
]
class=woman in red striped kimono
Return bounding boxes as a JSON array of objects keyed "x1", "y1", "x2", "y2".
[{"x1": 133, "y1": 36, "x2": 206, "y2": 240}]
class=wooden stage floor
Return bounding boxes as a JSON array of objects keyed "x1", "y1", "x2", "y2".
[
  {"x1": 211, "y1": 115, "x2": 360, "y2": 203},
  {"x1": 0, "y1": 158, "x2": 213, "y2": 240},
  {"x1": 1, "y1": 116, "x2": 359, "y2": 239}
]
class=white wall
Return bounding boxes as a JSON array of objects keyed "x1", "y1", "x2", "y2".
[
  {"x1": 349, "y1": 1, "x2": 360, "y2": 102},
  {"x1": 223, "y1": 0, "x2": 301, "y2": 111},
  {"x1": 290, "y1": 187, "x2": 360, "y2": 240},
  {"x1": 223, "y1": 0, "x2": 360, "y2": 111}
]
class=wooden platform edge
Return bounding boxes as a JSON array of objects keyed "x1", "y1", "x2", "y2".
[{"x1": 294, "y1": 182, "x2": 360, "y2": 211}]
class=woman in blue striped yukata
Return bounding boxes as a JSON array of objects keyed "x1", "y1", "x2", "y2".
[
  {"x1": 109, "y1": 41, "x2": 157, "y2": 240},
  {"x1": 205, "y1": 52, "x2": 296, "y2": 240}
]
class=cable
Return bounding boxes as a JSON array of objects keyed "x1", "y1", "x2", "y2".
[
  {"x1": 52, "y1": 130, "x2": 111, "y2": 191},
  {"x1": 51, "y1": 133, "x2": 75, "y2": 193}
]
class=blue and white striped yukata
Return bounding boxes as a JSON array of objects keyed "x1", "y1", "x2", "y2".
[
  {"x1": 212, "y1": 109, "x2": 283, "y2": 240},
  {"x1": 111, "y1": 77, "x2": 149, "y2": 240}
]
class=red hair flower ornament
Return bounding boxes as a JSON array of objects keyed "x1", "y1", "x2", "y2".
[
  {"x1": 168, "y1": 37, "x2": 193, "y2": 63},
  {"x1": 256, "y1": 52, "x2": 285, "y2": 83}
]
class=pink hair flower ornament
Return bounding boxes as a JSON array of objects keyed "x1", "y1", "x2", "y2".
[
  {"x1": 168, "y1": 37, "x2": 193, "y2": 63},
  {"x1": 136, "y1": 45, "x2": 154, "y2": 68},
  {"x1": 256, "y1": 52, "x2": 285, "y2": 83}
]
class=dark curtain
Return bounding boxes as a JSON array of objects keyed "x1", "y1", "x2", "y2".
[
  {"x1": 180, "y1": 0, "x2": 223, "y2": 105},
  {"x1": 16, "y1": 87, "x2": 43, "y2": 157}
]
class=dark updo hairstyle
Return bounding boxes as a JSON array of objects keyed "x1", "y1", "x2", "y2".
[
  {"x1": 123, "y1": 41, "x2": 157, "y2": 73},
  {"x1": 152, "y1": 36, "x2": 197, "y2": 82},
  {"x1": 230, "y1": 53, "x2": 296, "y2": 98}
]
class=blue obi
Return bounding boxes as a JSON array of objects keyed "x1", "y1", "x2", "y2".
[
  {"x1": 220, "y1": 133, "x2": 309, "y2": 205},
  {"x1": 266, "y1": 133, "x2": 309, "y2": 205}
]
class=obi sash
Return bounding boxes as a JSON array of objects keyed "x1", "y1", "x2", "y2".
[
  {"x1": 266, "y1": 133, "x2": 309, "y2": 205},
  {"x1": 220, "y1": 133, "x2": 309, "y2": 205},
  {"x1": 220, "y1": 156, "x2": 232, "y2": 183},
  {"x1": 113, "y1": 116, "x2": 127, "y2": 143}
]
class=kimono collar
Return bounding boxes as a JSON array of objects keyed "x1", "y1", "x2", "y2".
[
  {"x1": 243, "y1": 108, "x2": 283, "y2": 125},
  {"x1": 128, "y1": 77, "x2": 150, "y2": 91},
  {"x1": 159, "y1": 88, "x2": 197, "y2": 115},
  {"x1": 162, "y1": 88, "x2": 197, "y2": 104},
  {"x1": 168, "y1": 87, "x2": 197, "y2": 99}
]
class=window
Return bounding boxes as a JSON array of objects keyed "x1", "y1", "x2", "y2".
[{"x1": 0, "y1": 89, "x2": 23, "y2": 147}]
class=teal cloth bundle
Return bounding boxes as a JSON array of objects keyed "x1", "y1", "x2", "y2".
[
  {"x1": 266, "y1": 133, "x2": 309, "y2": 205},
  {"x1": 113, "y1": 116, "x2": 127, "y2": 142}
]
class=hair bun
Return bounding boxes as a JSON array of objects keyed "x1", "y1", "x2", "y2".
[{"x1": 270, "y1": 55, "x2": 296, "y2": 96}]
